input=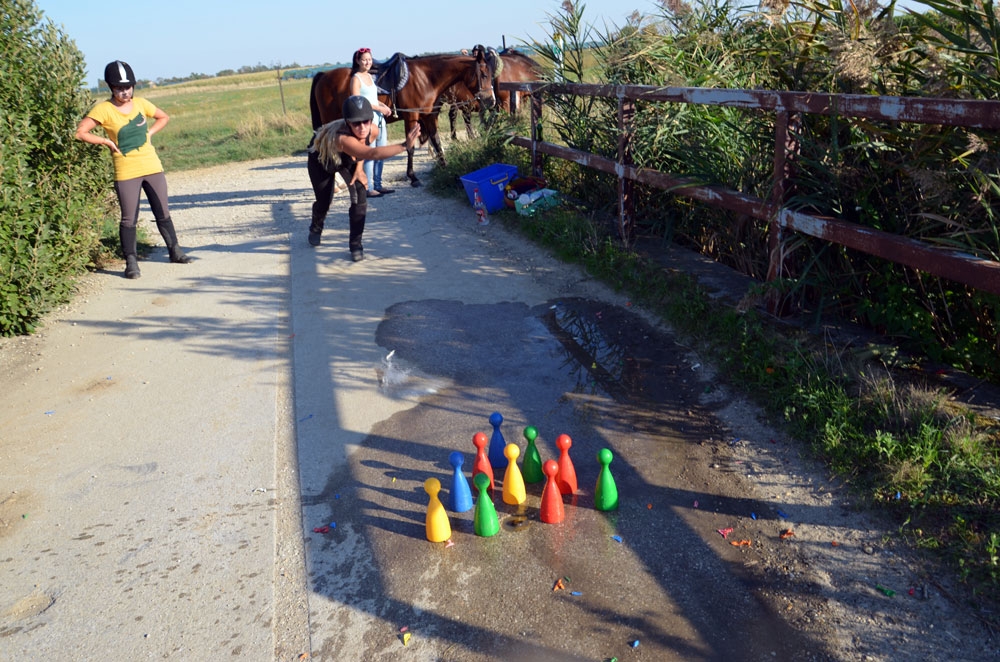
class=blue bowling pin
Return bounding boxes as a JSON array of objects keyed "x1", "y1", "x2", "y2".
[
  {"x1": 487, "y1": 411, "x2": 508, "y2": 469},
  {"x1": 449, "y1": 451, "x2": 473, "y2": 513}
]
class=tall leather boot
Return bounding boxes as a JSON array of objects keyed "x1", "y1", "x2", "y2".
[
  {"x1": 348, "y1": 183, "x2": 367, "y2": 261},
  {"x1": 308, "y1": 214, "x2": 324, "y2": 246},
  {"x1": 156, "y1": 217, "x2": 192, "y2": 263},
  {"x1": 120, "y1": 225, "x2": 141, "y2": 279}
]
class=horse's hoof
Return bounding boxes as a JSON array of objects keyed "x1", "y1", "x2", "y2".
[{"x1": 411, "y1": 180, "x2": 422, "y2": 187}]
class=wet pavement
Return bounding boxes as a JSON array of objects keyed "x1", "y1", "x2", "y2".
[{"x1": 296, "y1": 293, "x2": 825, "y2": 659}]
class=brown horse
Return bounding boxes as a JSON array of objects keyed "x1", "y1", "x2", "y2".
[
  {"x1": 446, "y1": 49, "x2": 543, "y2": 139},
  {"x1": 310, "y1": 51, "x2": 495, "y2": 186}
]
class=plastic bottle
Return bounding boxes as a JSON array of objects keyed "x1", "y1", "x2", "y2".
[{"x1": 473, "y1": 187, "x2": 490, "y2": 226}]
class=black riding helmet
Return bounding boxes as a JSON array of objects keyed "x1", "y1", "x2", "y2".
[
  {"x1": 343, "y1": 95, "x2": 373, "y2": 123},
  {"x1": 104, "y1": 60, "x2": 135, "y2": 87}
]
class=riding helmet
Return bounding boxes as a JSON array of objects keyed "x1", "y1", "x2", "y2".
[
  {"x1": 104, "y1": 60, "x2": 136, "y2": 87},
  {"x1": 342, "y1": 95, "x2": 374, "y2": 123}
]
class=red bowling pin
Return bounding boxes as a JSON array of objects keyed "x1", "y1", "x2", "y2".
[
  {"x1": 540, "y1": 460, "x2": 565, "y2": 524},
  {"x1": 472, "y1": 431, "x2": 494, "y2": 492},
  {"x1": 555, "y1": 433, "x2": 578, "y2": 495}
]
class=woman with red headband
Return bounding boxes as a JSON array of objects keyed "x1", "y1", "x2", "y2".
[{"x1": 349, "y1": 47, "x2": 395, "y2": 197}]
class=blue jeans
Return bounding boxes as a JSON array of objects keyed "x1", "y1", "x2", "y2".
[{"x1": 364, "y1": 111, "x2": 388, "y2": 191}]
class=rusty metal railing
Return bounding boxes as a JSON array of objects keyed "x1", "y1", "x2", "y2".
[{"x1": 500, "y1": 82, "x2": 1000, "y2": 297}]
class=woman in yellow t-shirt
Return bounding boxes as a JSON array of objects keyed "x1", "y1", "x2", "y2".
[{"x1": 75, "y1": 60, "x2": 191, "y2": 279}]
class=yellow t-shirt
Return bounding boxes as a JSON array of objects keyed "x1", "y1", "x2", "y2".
[{"x1": 86, "y1": 98, "x2": 164, "y2": 181}]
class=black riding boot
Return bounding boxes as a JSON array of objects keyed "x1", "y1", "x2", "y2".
[
  {"x1": 120, "y1": 225, "x2": 141, "y2": 279},
  {"x1": 308, "y1": 214, "x2": 324, "y2": 246},
  {"x1": 156, "y1": 217, "x2": 191, "y2": 263},
  {"x1": 348, "y1": 183, "x2": 367, "y2": 261}
]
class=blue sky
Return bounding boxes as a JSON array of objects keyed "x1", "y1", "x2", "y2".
[{"x1": 34, "y1": 0, "x2": 651, "y2": 85}]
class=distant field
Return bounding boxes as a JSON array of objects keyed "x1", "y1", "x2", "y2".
[{"x1": 135, "y1": 73, "x2": 314, "y2": 172}]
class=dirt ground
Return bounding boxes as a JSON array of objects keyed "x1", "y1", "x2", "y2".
[{"x1": 1, "y1": 151, "x2": 997, "y2": 661}]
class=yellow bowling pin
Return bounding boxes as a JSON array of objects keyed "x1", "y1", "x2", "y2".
[
  {"x1": 502, "y1": 443, "x2": 527, "y2": 505},
  {"x1": 424, "y1": 478, "x2": 452, "y2": 542}
]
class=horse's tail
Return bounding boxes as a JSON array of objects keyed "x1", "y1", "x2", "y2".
[{"x1": 309, "y1": 72, "x2": 324, "y2": 130}]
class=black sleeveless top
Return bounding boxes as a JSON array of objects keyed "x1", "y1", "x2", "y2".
[{"x1": 335, "y1": 123, "x2": 373, "y2": 177}]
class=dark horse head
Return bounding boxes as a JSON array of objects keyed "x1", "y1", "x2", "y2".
[{"x1": 460, "y1": 46, "x2": 496, "y2": 111}]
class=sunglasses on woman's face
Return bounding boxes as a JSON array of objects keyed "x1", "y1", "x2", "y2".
[{"x1": 349, "y1": 119, "x2": 372, "y2": 128}]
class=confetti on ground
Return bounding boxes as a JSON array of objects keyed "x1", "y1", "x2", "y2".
[
  {"x1": 445, "y1": 539, "x2": 455, "y2": 548},
  {"x1": 570, "y1": 591, "x2": 582, "y2": 596},
  {"x1": 553, "y1": 578, "x2": 566, "y2": 591},
  {"x1": 831, "y1": 541, "x2": 839, "y2": 546},
  {"x1": 776, "y1": 509, "x2": 789, "y2": 518},
  {"x1": 693, "y1": 500, "x2": 699, "y2": 508},
  {"x1": 298, "y1": 414, "x2": 313, "y2": 422},
  {"x1": 400, "y1": 626, "x2": 409, "y2": 633},
  {"x1": 730, "y1": 539, "x2": 752, "y2": 547},
  {"x1": 751, "y1": 512, "x2": 757, "y2": 520},
  {"x1": 631, "y1": 639, "x2": 640, "y2": 648},
  {"x1": 876, "y1": 584, "x2": 896, "y2": 597},
  {"x1": 611, "y1": 535, "x2": 623, "y2": 543},
  {"x1": 717, "y1": 527, "x2": 734, "y2": 539},
  {"x1": 312, "y1": 526, "x2": 330, "y2": 534},
  {"x1": 402, "y1": 632, "x2": 412, "y2": 646},
  {"x1": 780, "y1": 529, "x2": 795, "y2": 539}
]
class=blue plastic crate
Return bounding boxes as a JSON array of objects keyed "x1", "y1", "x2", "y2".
[{"x1": 459, "y1": 163, "x2": 518, "y2": 214}]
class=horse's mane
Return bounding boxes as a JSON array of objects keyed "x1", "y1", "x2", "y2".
[{"x1": 484, "y1": 46, "x2": 503, "y2": 77}]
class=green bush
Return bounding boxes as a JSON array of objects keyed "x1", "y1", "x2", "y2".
[{"x1": 1, "y1": 0, "x2": 111, "y2": 335}]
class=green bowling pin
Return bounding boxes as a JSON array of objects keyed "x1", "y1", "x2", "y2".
[
  {"x1": 473, "y1": 472, "x2": 500, "y2": 537},
  {"x1": 522, "y1": 425, "x2": 544, "y2": 484},
  {"x1": 594, "y1": 448, "x2": 619, "y2": 511}
]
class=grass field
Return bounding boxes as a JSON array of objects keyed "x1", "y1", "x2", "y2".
[{"x1": 140, "y1": 74, "x2": 314, "y2": 172}]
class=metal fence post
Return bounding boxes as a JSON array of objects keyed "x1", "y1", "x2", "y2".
[
  {"x1": 531, "y1": 93, "x2": 544, "y2": 178},
  {"x1": 766, "y1": 109, "x2": 799, "y2": 314},
  {"x1": 618, "y1": 89, "x2": 636, "y2": 248}
]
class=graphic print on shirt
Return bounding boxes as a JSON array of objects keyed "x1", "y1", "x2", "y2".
[{"x1": 117, "y1": 113, "x2": 148, "y2": 155}]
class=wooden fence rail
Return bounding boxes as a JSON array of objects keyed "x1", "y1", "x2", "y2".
[{"x1": 499, "y1": 82, "x2": 1000, "y2": 298}]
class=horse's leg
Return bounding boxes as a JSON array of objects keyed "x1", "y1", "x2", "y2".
[
  {"x1": 430, "y1": 132, "x2": 446, "y2": 167},
  {"x1": 406, "y1": 146, "x2": 420, "y2": 187},
  {"x1": 449, "y1": 105, "x2": 458, "y2": 140},
  {"x1": 464, "y1": 106, "x2": 475, "y2": 138}
]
